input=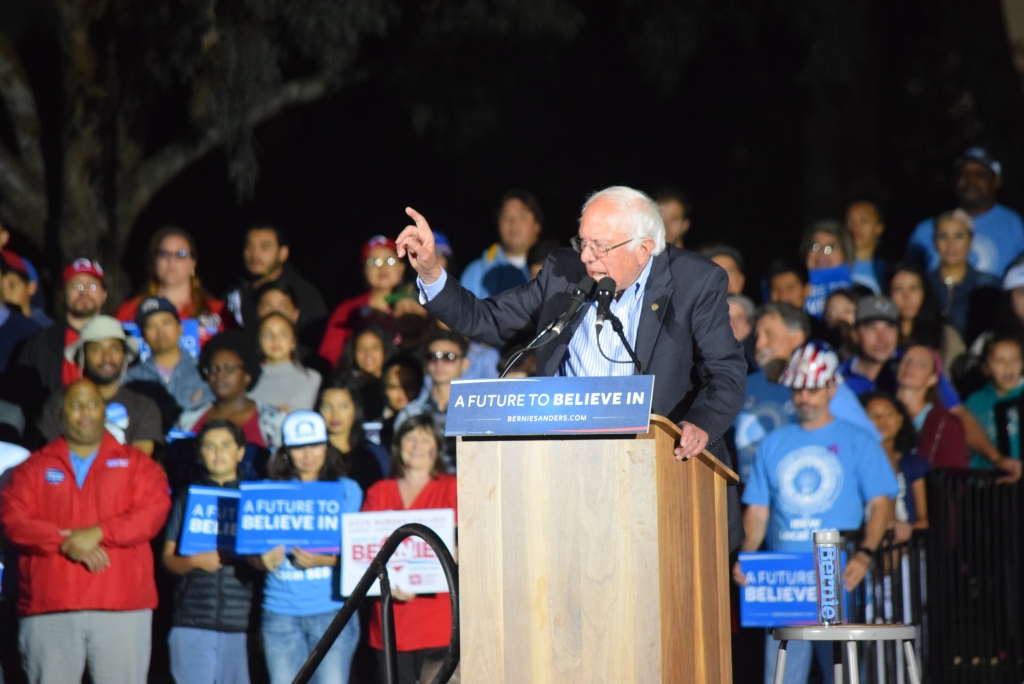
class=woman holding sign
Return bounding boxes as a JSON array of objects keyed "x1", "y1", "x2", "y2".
[
  {"x1": 256, "y1": 411, "x2": 363, "y2": 684},
  {"x1": 162, "y1": 420, "x2": 256, "y2": 684},
  {"x1": 362, "y1": 414, "x2": 457, "y2": 684}
]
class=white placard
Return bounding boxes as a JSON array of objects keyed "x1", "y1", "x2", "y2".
[{"x1": 341, "y1": 509, "x2": 456, "y2": 597}]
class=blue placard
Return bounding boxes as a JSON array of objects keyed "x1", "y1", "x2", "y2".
[
  {"x1": 738, "y1": 551, "x2": 850, "y2": 627},
  {"x1": 124, "y1": 319, "x2": 201, "y2": 361},
  {"x1": 178, "y1": 486, "x2": 241, "y2": 556},
  {"x1": 445, "y1": 375, "x2": 655, "y2": 436},
  {"x1": 235, "y1": 481, "x2": 345, "y2": 554}
]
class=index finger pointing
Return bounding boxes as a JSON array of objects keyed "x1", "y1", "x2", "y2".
[{"x1": 405, "y1": 207, "x2": 431, "y2": 233}]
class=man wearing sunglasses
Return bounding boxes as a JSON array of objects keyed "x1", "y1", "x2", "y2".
[
  {"x1": 397, "y1": 185, "x2": 747, "y2": 550},
  {"x1": 393, "y1": 331, "x2": 470, "y2": 471}
]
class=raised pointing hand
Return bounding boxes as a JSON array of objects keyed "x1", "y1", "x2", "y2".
[{"x1": 396, "y1": 207, "x2": 442, "y2": 284}]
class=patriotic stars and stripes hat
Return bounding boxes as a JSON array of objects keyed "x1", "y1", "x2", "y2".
[{"x1": 780, "y1": 341, "x2": 839, "y2": 390}]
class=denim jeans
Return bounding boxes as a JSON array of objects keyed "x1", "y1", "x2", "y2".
[
  {"x1": 168, "y1": 627, "x2": 249, "y2": 684},
  {"x1": 763, "y1": 631, "x2": 835, "y2": 684},
  {"x1": 262, "y1": 609, "x2": 359, "y2": 684}
]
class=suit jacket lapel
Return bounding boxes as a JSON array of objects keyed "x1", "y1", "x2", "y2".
[{"x1": 635, "y1": 251, "x2": 672, "y2": 374}]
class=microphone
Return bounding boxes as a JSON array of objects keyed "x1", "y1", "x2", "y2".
[
  {"x1": 499, "y1": 275, "x2": 597, "y2": 378},
  {"x1": 594, "y1": 277, "x2": 616, "y2": 334},
  {"x1": 547, "y1": 276, "x2": 597, "y2": 336}
]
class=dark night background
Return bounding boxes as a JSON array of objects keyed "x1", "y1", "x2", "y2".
[
  {"x1": 3, "y1": 2, "x2": 1024, "y2": 682},
  {"x1": 4, "y1": 0, "x2": 1024, "y2": 310}
]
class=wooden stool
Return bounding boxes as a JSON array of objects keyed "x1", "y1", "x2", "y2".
[{"x1": 772, "y1": 625, "x2": 920, "y2": 684}]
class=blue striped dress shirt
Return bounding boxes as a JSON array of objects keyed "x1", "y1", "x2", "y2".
[{"x1": 418, "y1": 257, "x2": 652, "y2": 377}]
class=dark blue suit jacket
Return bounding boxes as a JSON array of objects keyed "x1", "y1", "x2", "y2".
[{"x1": 424, "y1": 246, "x2": 748, "y2": 550}]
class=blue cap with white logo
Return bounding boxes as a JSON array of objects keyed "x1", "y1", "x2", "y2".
[{"x1": 282, "y1": 410, "x2": 328, "y2": 447}]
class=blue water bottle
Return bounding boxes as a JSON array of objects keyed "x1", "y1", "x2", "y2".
[{"x1": 813, "y1": 529, "x2": 844, "y2": 626}]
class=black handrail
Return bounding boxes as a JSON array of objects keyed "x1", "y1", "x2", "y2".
[{"x1": 291, "y1": 523, "x2": 460, "y2": 684}]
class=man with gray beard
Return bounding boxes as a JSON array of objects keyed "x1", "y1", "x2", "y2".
[{"x1": 730, "y1": 302, "x2": 878, "y2": 483}]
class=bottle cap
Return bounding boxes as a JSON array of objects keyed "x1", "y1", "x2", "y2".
[{"x1": 813, "y1": 529, "x2": 841, "y2": 544}]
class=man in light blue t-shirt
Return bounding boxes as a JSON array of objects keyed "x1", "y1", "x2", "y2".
[
  {"x1": 735, "y1": 342, "x2": 898, "y2": 684},
  {"x1": 906, "y1": 147, "x2": 1024, "y2": 277},
  {"x1": 733, "y1": 302, "x2": 879, "y2": 484}
]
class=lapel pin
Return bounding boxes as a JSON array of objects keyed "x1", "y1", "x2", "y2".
[{"x1": 652, "y1": 303, "x2": 659, "y2": 311}]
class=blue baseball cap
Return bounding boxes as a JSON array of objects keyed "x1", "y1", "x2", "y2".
[
  {"x1": 956, "y1": 147, "x2": 1002, "y2": 178},
  {"x1": 134, "y1": 296, "x2": 179, "y2": 330},
  {"x1": 282, "y1": 410, "x2": 328, "y2": 447},
  {"x1": 433, "y1": 231, "x2": 452, "y2": 258}
]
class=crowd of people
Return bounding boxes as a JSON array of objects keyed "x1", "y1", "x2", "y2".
[{"x1": 0, "y1": 146, "x2": 1021, "y2": 684}]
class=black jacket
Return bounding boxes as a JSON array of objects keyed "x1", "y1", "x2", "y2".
[
  {"x1": 3, "y1": 322, "x2": 70, "y2": 441},
  {"x1": 423, "y1": 246, "x2": 748, "y2": 551},
  {"x1": 167, "y1": 479, "x2": 257, "y2": 633},
  {"x1": 226, "y1": 263, "x2": 328, "y2": 347}
]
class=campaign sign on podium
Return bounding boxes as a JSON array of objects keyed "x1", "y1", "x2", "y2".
[
  {"x1": 177, "y1": 486, "x2": 241, "y2": 555},
  {"x1": 445, "y1": 375, "x2": 655, "y2": 436},
  {"x1": 738, "y1": 551, "x2": 850, "y2": 627},
  {"x1": 340, "y1": 509, "x2": 456, "y2": 597}
]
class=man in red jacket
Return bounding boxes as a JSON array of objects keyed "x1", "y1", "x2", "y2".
[{"x1": 1, "y1": 379, "x2": 171, "y2": 683}]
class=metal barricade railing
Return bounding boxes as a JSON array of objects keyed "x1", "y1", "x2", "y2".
[
  {"x1": 921, "y1": 469, "x2": 1022, "y2": 684},
  {"x1": 838, "y1": 470, "x2": 1024, "y2": 684},
  {"x1": 291, "y1": 523, "x2": 460, "y2": 684}
]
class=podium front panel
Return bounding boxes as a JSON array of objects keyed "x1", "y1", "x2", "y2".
[{"x1": 457, "y1": 435, "x2": 662, "y2": 683}]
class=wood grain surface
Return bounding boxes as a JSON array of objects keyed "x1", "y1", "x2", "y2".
[{"x1": 457, "y1": 416, "x2": 735, "y2": 683}]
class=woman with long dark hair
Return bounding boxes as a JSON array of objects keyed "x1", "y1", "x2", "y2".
[
  {"x1": 116, "y1": 226, "x2": 227, "y2": 347},
  {"x1": 886, "y1": 261, "x2": 965, "y2": 371},
  {"x1": 317, "y1": 378, "x2": 388, "y2": 492},
  {"x1": 336, "y1": 324, "x2": 396, "y2": 421},
  {"x1": 861, "y1": 391, "x2": 929, "y2": 542}
]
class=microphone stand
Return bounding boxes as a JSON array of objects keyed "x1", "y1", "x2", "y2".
[
  {"x1": 603, "y1": 310, "x2": 643, "y2": 375},
  {"x1": 499, "y1": 323, "x2": 555, "y2": 379}
]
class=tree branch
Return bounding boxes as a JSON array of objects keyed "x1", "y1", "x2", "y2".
[
  {"x1": 115, "y1": 67, "x2": 368, "y2": 248},
  {"x1": 0, "y1": 31, "x2": 47, "y2": 246}
]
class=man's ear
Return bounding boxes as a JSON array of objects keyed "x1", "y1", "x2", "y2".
[
  {"x1": 27, "y1": 280, "x2": 38, "y2": 297},
  {"x1": 279, "y1": 245, "x2": 290, "y2": 264}
]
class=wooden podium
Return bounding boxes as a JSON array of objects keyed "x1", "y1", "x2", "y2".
[{"x1": 456, "y1": 415, "x2": 739, "y2": 683}]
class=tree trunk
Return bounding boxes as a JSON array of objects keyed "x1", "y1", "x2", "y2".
[
  {"x1": 54, "y1": 0, "x2": 133, "y2": 305},
  {"x1": 0, "y1": 32, "x2": 47, "y2": 247}
]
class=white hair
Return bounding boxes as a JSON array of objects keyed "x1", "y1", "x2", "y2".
[{"x1": 580, "y1": 186, "x2": 666, "y2": 256}]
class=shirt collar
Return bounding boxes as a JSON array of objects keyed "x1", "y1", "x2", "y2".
[
  {"x1": 69, "y1": 447, "x2": 99, "y2": 462},
  {"x1": 622, "y1": 256, "x2": 654, "y2": 300}
]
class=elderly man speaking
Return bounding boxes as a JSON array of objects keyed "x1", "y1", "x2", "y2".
[{"x1": 397, "y1": 185, "x2": 747, "y2": 548}]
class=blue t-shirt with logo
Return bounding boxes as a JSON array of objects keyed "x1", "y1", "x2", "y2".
[
  {"x1": 742, "y1": 419, "x2": 899, "y2": 552},
  {"x1": 907, "y1": 203, "x2": 1024, "y2": 277},
  {"x1": 733, "y1": 371, "x2": 880, "y2": 484},
  {"x1": 262, "y1": 477, "x2": 363, "y2": 616}
]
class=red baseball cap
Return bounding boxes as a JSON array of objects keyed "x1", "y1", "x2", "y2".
[
  {"x1": 1, "y1": 250, "x2": 30, "y2": 277},
  {"x1": 62, "y1": 258, "x2": 105, "y2": 285},
  {"x1": 360, "y1": 235, "x2": 398, "y2": 262}
]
